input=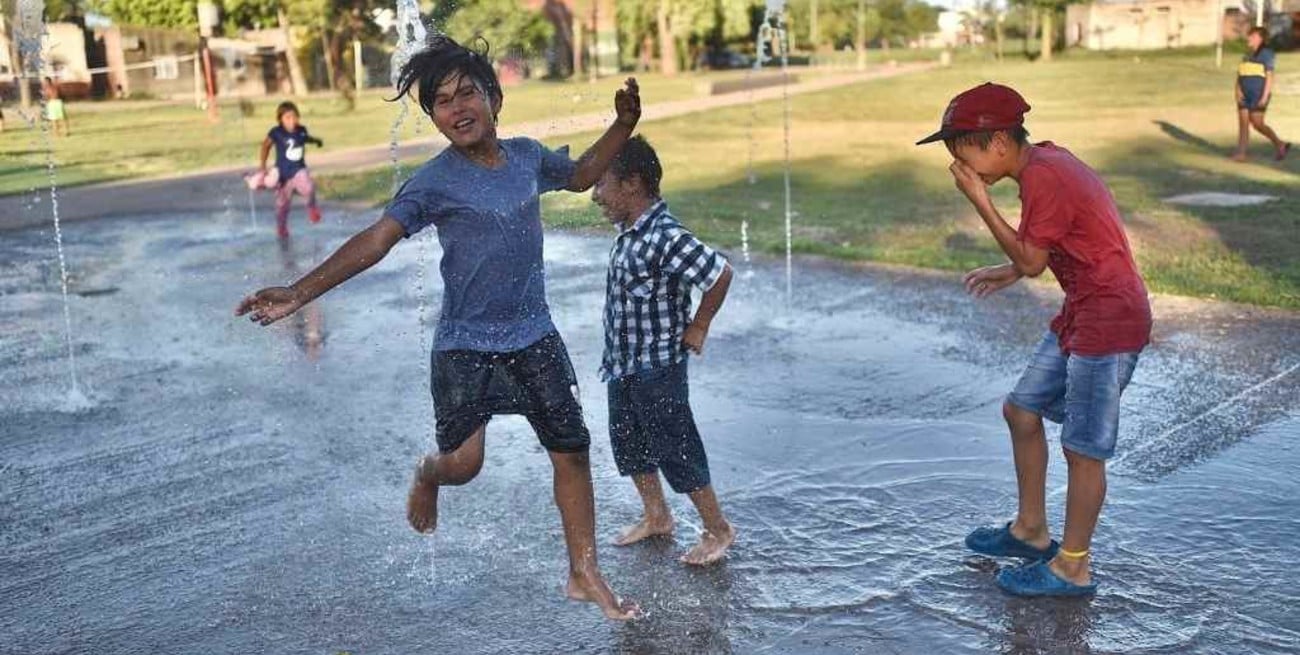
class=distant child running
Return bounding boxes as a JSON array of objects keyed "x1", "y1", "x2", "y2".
[
  {"x1": 917, "y1": 83, "x2": 1152, "y2": 597},
  {"x1": 236, "y1": 36, "x2": 643, "y2": 620},
  {"x1": 591, "y1": 135, "x2": 736, "y2": 566},
  {"x1": 1232, "y1": 27, "x2": 1291, "y2": 162},
  {"x1": 259, "y1": 102, "x2": 324, "y2": 238}
]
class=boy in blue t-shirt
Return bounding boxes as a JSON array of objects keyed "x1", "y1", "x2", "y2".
[
  {"x1": 236, "y1": 36, "x2": 643, "y2": 621},
  {"x1": 1232, "y1": 27, "x2": 1291, "y2": 162},
  {"x1": 258, "y1": 102, "x2": 324, "y2": 238}
]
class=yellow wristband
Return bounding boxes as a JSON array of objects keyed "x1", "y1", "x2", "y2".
[{"x1": 1059, "y1": 547, "x2": 1090, "y2": 560}]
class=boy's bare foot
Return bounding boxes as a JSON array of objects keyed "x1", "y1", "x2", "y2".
[
  {"x1": 566, "y1": 567, "x2": 641, "y2": 620},
  {"x1": 681, "y1": 522, "x2": 735, "y2": 566},
  {"x1": 1230, "y1": 151, "x2": 1248, "y2": 162},
  {"x1": 406, "y1": 455, "x2": 439, "y2": 533},
  {"x1": 611, "y1": 515, "x2": 674, "y2": 546}
]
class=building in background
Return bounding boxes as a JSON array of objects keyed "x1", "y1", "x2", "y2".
[{"x1": 1066, "y1": 0, "x2": 1298, "y2": 50}]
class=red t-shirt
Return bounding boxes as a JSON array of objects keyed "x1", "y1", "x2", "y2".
[{"x1": 1017, "y1": 142, "x2": 1152, "y2": 356}]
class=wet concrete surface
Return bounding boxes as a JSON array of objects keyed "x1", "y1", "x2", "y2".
[{"x1": 1, "y1": 208, "x2": 1297, "y2": 654}]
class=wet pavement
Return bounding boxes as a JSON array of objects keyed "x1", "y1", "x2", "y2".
[{"x1": 2, "y1": 208, "x2": 1298, "y2": 654}]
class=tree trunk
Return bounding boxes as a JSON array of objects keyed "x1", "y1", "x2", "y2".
[
  {"x1": 1040, "y1": 8, "x2": 1053, "y2": 62},
  {"x1": 573, "y1": 18, "x2": 584, "y2": 77},
  {"x1": 319, "y1": 20, "x2": 336, "y2": 90},
  {"x1": 278, "y1": 8, "x2": 307, "y2": 95},
  {"x1": 639, "y1": 33, "x2": 653, "y2": 72},
  {"x1": 5, "y1": 5, "x2": 32, "y2": 109},
  {"x1": 995, "y1": 15, "x2": 1004, "y2": 61},
  {"x1": 657, "y1": 0, "x2": 677, "y2": 76},
  {"x1": 856, "y1": 0, "x2": 867, "y2": 70},
  {"x1": 810, "y1": 0, "x2": 819, "y2": 51},
  {"x1": 1027, "y1": 5, "x2": 1037, "y2": 55}
]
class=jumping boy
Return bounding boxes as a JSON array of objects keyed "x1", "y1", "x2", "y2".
[
  {"x1": 259, "y1": 101, "x2": 324, "y2": 239},
  {"x1": 916, "y1": 83, "x2": 1152, "y2": 596},
  {"x1": 236, "y1": 36, "x2": 642, "y2": 620},
  {"x1": 590, "y1": 135, "x2": 736, "y2": 565}
]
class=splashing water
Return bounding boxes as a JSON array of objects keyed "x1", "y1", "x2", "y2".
[
  {"x1": 756, "y1": 1, "x2": 794, "y2": 303},
  {"x1": 389, "y1": 0, "x2": 428, "y2": 192},
  {"x1": 17, "y1": 0, "x2": 87, "y2": 408}
]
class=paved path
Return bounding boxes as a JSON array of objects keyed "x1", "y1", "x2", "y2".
[{"x1": 0, "y1": 64, "x2": 932, "y2": 231}]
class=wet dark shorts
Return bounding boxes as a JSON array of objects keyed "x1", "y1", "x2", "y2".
[
  {"x1": 607, "y1": 360, "x2": 710, "y2": 494},
  {"x1": 432, "y1": 332, "x2": 590, "y2": 454}
]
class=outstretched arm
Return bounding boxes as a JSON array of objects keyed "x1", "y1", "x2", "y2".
[
  {"x1": 307, "y1": 135, "x2": 324, "y2": 148},
  {"x1": 235, "y1": 216, "x2": 406, "y2": 325},
  {"x1": 566, "y1": 78, "x2": 641, "y2": 192},
  {"x1": 950, "y1": 160, "x2": 1049, "y2": 277}
]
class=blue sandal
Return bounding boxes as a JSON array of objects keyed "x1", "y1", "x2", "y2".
[
  {"x1": 965, "y1": 522, "x2": 1059, "y2": 560},
  {"x1": 996, "y1": 560, "x2": 1097, "y2": 597}
]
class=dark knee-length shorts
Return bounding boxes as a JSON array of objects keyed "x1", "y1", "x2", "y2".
[
  {"x1": 607, "y1": 360, "x2": 710, "y2": 494},
  {"x1": 432, "y1": 332, "x2": 590, "y2": 454}
]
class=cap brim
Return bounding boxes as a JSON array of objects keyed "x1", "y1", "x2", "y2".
[{"x1": 915, "y1": 128, "x2": 957, "y2": 145}]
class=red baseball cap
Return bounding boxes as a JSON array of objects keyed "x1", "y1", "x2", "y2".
[{"x1": 915, "y1": 82, "x2": 1031, "y2": 145}]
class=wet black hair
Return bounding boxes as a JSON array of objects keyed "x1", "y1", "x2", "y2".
[
  {"x1": 610, "y1": 135, "x2": 662, "y2": 197},
  {"x1": 944, "y1": 126, "x2": 1030, "y2": 151},
  {"x1": 392, "y1": 35, "x2": 502, "y2": 118},
  {"x1": 276, "y1": 101, "x2": 300, "y2": 124}
]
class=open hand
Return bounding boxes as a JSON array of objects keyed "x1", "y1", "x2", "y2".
[
  {"x1": 963, "y1": 264, "x2": 1021, "y2": 299},
  {"x1": 949, "y1": 160, "x2": 990, "y2": 205},
  {"x1": 235, "y1": 286, "x2": 305, "y2": 326},
  {"x1": 683, "y1": 323, "x2": 709, "y2": 355},
  {"x1": 615, "y1": 77, "x2": 641, "y2": 128}
]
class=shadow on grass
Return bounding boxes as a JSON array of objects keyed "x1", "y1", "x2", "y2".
[
  {"x1": 1101, "y1": 132, "x2": 1299, "y2": 307},
  {"x1": 1154, "y1": 120, "x2": 1221, "y2": 155}
]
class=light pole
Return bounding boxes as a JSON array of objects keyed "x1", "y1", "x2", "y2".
[{"x1": 197, "y1": 0, "x2": 220, "y2": 122}]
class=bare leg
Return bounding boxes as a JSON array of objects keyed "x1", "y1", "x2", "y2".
[
  {"x1": 681, "y1": 485, "x2": 735, "y2": 566},
  {"x1": 1248, "y1": 112, "x2": 1286, "y2": 152},
  {"x1": 1003, "y1": 401, "x2": 1051, "y2": 549},
  {"x1": 1232, "y1": 109, "x2": 1250, "y2": 160},
  {"x1": 1049, "y1": 448, "x2": 1107, "y2": 586},
  {"x1": 612, "y1": 472, "x2": 675, "y2": 546},
  {"x1": 406, "y1": 424, "x2": 486, "y2": 533},
  {"x1": 552, "y1": 450, "x2": 640, "y2": 620}
]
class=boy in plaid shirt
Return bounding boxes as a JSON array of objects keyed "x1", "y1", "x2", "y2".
[{"x1": 592, "y1": 135, "x2": 736, "y2": 566}]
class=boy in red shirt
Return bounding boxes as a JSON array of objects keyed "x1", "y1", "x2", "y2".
[{"x1": 917, "y1": 83, "x2": 1152, "y2": 596}]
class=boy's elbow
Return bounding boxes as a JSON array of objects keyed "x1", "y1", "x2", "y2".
[
  {"x1": 565, "y1": 174, "x2": 594, "y2": 193},
  {"x1": 1015, "y1": 261, "x2": 1047, "y2": 278}
]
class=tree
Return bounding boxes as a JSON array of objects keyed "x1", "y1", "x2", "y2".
[
  {"x1": 91, "y1": 0, "x2": 200, "y2": 29},
  {"x1": 444, "y1": 0, "x2": 554, "y2": 59}
]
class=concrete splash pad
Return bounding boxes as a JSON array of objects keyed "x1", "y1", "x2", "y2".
[{"x1": 1, "y1": 209, "x2": 1298, "y2": 653}]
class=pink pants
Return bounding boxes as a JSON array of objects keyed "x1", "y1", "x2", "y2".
[{"x1": 275, "y1": 169, "x2": 318, "y2": 235}]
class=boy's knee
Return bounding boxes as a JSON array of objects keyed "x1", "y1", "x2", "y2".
[
  {"x1": 1062, "y1": 446, "x2": 1105, "y2": 469},
  {"x1": 553, "y1": 449, "x2": 591, "y2": 469},
  {"x1": 1002, "y1": 400, "x2": 1034, "y2": 426}
]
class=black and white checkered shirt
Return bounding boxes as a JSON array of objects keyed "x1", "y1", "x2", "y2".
[{"x1": 601, "y1": 200, "x2": 728, "y2": 382}]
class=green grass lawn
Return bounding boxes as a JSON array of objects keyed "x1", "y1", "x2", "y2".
[
  {"x1": 325, "y1": 47, "x2": 1300, "y2": 309},
  {"x1": 0, "y1": 71, "x2": 738, "y2": 196}
]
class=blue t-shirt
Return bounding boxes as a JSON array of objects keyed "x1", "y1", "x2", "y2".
[
  {"x1": 1237, "y1": 47, "x2": 1275, "y2": 101},
  {"x1": 268, "y1": 125, "x2": 312, "y2": 182},
  {"x1": 384, "y1": 137, "x2": 577, "y2": 352}
]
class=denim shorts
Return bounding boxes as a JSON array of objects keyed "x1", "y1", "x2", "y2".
[
  {"x1": 1005, "y1": 331, "x2": 1141, "y2": 460},
  {"x1": 607, "y1": 360, "x2": 711, "y2": 494},
  {"x1": 431, "y1": 332, "x2": 590, "y2": 455}
]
